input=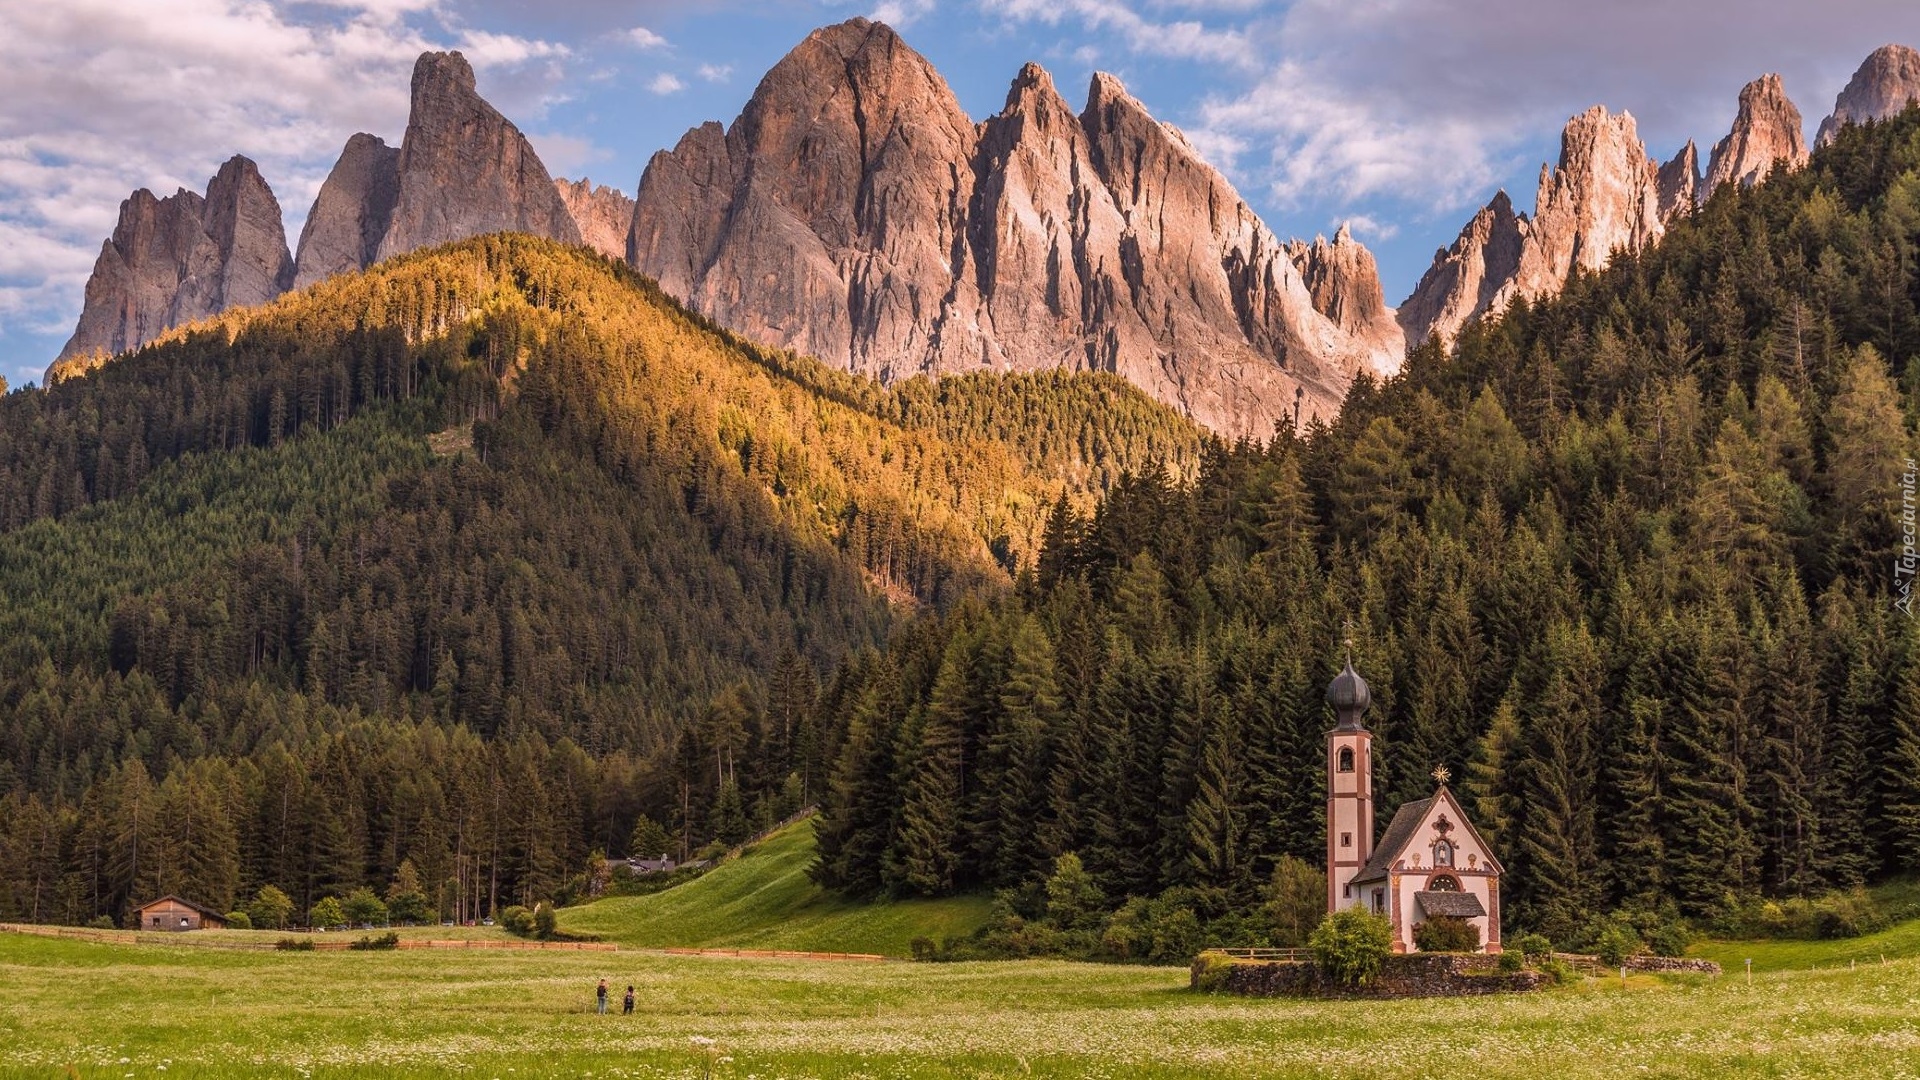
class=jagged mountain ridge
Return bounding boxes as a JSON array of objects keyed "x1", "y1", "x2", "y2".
[
  {"x1": 627, "y1": 23, "x2": 1403, "y2": 438},
  {"x1": 1403, "y1": 45, "x2": 1920, "y2": 349}
]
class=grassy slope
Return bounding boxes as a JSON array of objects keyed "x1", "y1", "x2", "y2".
[
  {"x1": 1690, "y1": 880, "x2": 1920, "y2": 971},
  {"x1": 6, "y1": 930, "x2": 1920, "y2": 1078},
  {"x1": 559, "y1": 819, "x2": 991, "y2": 957}
]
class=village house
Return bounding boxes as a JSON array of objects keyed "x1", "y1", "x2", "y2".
[
  {"x1": 132, "y1": 895, "x2": 229, "y2": 931},
  {"x1": 1325, "y1": 656, "x2": 1504, "y2": 954}
]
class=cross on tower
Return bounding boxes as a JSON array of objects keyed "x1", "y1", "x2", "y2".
[{"x1": 1431, "y1": 764, "x2": 1451, "y2": 785}]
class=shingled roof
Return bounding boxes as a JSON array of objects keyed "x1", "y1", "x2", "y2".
[
  {"x1": 1349, "y1": 796, "x2": 1433, "y2": 885},
  {"x1": 1416, "y1": 891, "x2": 1487, "y2": 919}
]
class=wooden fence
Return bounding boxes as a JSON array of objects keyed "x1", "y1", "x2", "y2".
[{"x1": 1210, "y1": 947, "x2": 1314, "y2": 962}]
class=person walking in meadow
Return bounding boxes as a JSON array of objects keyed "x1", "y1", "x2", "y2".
[
  {"x1": 622, "y1": 985, "x2": 635, "y2": 1014},
  {"x1": 596, "y1": 979, "x2": 609, "y2": 1014}
]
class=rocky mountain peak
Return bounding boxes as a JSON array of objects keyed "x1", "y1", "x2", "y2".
[
  {"x1": 56, "y1": 154, "x2": 292, "y2": 372},
  {"x1": 293, "y1": 133, "x2": 399, "y2": 289},
  {"x1": 1705, "y1": 73, "x2": 1807, "y2": 198},
  {"x1": 1401, "y1": 106, "x2": 1664, "y2": 348},
  {"x1": 554, "y1": 178, "x2": 635, "y2": 261},
  {"x1": 1817, "y1": 44, "x2": 1920, "y2": 148},
  {"x1": 628, "y1": 21, "x2": 1401, "y2": 436},
  {"x1": 1657, "y1": 140, "x2": 1701, "y2": 221},
  {"x1": 376, "y1": 50, "x2": 580, "y2": 261}
]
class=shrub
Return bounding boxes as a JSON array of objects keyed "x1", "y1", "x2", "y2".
[
  {"x1": 1593, "y1": 924, "x2": 1641, "y2": 967},
  {"x1": 1263, "y1": 856, "x2": 1326, "y2": 948},
  {"x1": 533, "y1": 903, "x2": 557, "y2": 940},
  {"x1": 910, "y1": 936, "x2": 938, "y2": 962},
  {"x1": 1309, "y1": 908, "x2": 1393, "y2": 987},
  {"x1": 1813, "y1": 889, "x2": 1888, "y2": 939},
  {"x1": 500, "y1": 905, "x2": 535, "y2": 937},
  {"x1": 86, "y1": 915, "x2": 117, "y2": 931},
  {"x1": 309, "y1": 897, "x2": 347, "y2": 930},
  {"x1": 248, "y1": 885, "x2": 294, "y2": 931},
  {"x1": 1412, "y1": 915, "x2": 1481, "y2": 953},
  {"x1": 1647, "y1": 920, "x2": 1693, "y2": 958},
  {"x1": 1513, "y1": 933, "x2": 1553, "y2": 961},
  {"x1": 350, "y1": 932, "x2": 400, "y2": 950},
  {"x1": 1537, "y1": 956, "x2": 1575, "y2": 985},
  {"x1": 1191, "y1": 951, "x2": 1235, "y2": 993},
  {"x1": 1496, "y1": 949, "x2": 1524, "y2": 973},
  {"x1": 1044, "y1": 853, "x2": 1107, "y2": 931},
  {"x1": 341, "y1": 887, "x2": 388, "y2": 927},
  {"x1": 275, "y1": 937, "x2": 315, "y2": 951},
  {"x1": 224, "y1": 911, "x2": 252, "y2": 930}
]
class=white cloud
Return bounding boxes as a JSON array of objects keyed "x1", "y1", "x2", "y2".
[
  {"x1": 625, "y1": 26, "x2": 669, "y2": 50},
  {"x1": 648, "y1": 72, "x2": 686, "y2": 95},
  {"x1": 872, "y1": 0, "x2": 936, "y2": 26},
  {"x1": 697, "y1": 63, "x2": 733, "y2": 83},
  {"x1": 980, "y1": 0, "x2": 1255, "y2": 68},
  {"x1": 1338, "y1": 214, "x2": 1397, "y2": 242}
]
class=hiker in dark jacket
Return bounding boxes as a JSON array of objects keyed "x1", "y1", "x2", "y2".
[
  {"x1": 622, "y1": 985, "x2": 635, "y2": 1014},
  {"x1": 596, "y1": 979, "x2": 609, "y2": 1014}
]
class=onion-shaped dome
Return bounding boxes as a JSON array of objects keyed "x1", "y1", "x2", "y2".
[{"x1": 1326, "y1": 657, "x2": 1371, "y2": 730}]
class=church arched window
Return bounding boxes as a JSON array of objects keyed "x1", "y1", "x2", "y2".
[
  {"x1": 1338, "y1": 747, "x2": 1355, "y2": 773},
  {"x1": 1427, "y1": 874, "x2": 1461, "y2": 892}
]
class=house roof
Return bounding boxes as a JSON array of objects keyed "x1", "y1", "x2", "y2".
[
  {"x1": 1349, "y1": 796, "x2": 1434, "y2": 884},
  {"x1": 1416, "y1": 891, "x2": 1488, "y2": 919},
  {"x1": 134, "y1": 895, "x2": 227, "y2": 920},
  {"x1": 1349, "y1": 785, "x2": 1506, "y2": 885}
]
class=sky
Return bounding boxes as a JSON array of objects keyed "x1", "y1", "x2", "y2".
[{"x1": 4, "y1": 0, "x2": 1920, "y2": 390}]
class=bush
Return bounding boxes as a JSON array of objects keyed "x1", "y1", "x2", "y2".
[
  {"x1": 1647, "y1": 920, "x2": 1693, "y2": 958},
  {"x1": 309, "y1": 897, "x2": 347, "y2": 930},
  {"x1": 1412, "y1": 914, "x2": 1481, "y2": 953},
  {"x1": 1813, "y1": 889, "x2": 1888, "y2": 939},
  {"x1": 341, "y1": 887, "x2": 388, "y2": 927},
  {"x1": 910, "y1": 936, "x2": 939, "y2": 962},
  {"x1": 86, "y1": 915, "x2": 117, "y2": 931},
  {"x1": 1537, "y1": 956, "x2": 1575, "y2": 985},
  {"x1": 224, "y1": 911, "x2": 252, "y2": 930},
  {"x1": 1496, "y1": 949, "x2": 1524, "y2": 973},
  {"x1": 1191, "y1": 951, "x2": 1235, "y2": 993},
  {"x1": 1513, "y1": 933, "x2": 1553, "y2": 961},
  {"x1": 248, "y1": 885, "x2": 294, "y2": 931},
  {"x1": 350, "y1": 932, "x2": 400, "y2": 950},
  {"x1": 275, "y1": 937, "x2": 315, "y2": 951},
  {"x1": 1309, "y1": 908, "x2": 1393, "y2": 987},
  {"x1": 533, "y1": 903, "x2": 557, "y2": 940},
  {"x1": 500, "y1": 905, "x2": 535, "y2": 937},
  {"x1": 1593, "y1": 923, "x2": 1642, "y2": 967},
  {"x1": 1044, "y1": 853, "x2": 1107, "y2": 931},
  {"x1": 1263, "y1": 856, "x2": 1326, "y2": 948}
]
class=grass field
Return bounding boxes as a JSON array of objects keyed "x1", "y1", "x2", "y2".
[
  {"x1": 558, "y1": 819, "x2": 992, "y2": 958},
  {"x1": 6, "y1": 929, "x2": 1920, "y2": 1079}
]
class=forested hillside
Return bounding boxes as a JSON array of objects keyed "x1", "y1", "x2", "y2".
[
  {"x1": 796, "y1": 108, "x2": 1920, "y2": 948},
  {"x1": 0, "y1": 235, "x2": 1203, "y2": 925}
]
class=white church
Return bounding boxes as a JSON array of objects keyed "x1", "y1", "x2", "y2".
[{"x1": 1324, "y1": 655, "x2": 1504, "y2": 954}]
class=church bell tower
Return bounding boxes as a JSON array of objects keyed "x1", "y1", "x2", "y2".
[{"x1": 1325, "y1": 652, "x2": 1374, "y2": 913}]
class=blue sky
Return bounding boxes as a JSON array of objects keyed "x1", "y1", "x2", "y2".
[{"x1": 4, "y1": 0, "x2": 1920, "y2": 390}]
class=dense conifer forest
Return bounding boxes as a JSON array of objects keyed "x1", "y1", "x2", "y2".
[
  {"x1": 9, "y1": 109, "x2": 1920, "y2": 949},
  {"x1": 805, "y1": 108, "x2": 1920, "y2": 950},
  {"x1": 0, "y1": 236, "x2": 1201, "y2": 924}
]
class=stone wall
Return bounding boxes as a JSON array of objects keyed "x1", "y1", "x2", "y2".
[
  {"x1": 1559, "y1": 953, "x2": 1722, "y2": 975},
  {"x1": 1197, "y1": 952, "x2": 1547, "y2": 999}
]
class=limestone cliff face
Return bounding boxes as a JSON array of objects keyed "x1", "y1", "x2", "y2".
[
  {"x1": 628, "y1": 20, "x2": 1400, "y2": 437},
  {"x1": 1284, "y1": 224, "x2": 1402, "y2": 354},
  {"x1": 1395, "y1": 191, "x2": 1526, "y2": 352},
  {"x1": 1817, "y1": 44, "x2": 1920, "y2": 148},
  {"x1": 1657, "y1": 141, "x2": 1701, "y2": 222},
  {"x1": 1705, "y1": 74, "x2": 1807, "y2": 198},
  {"x1": 376, "y1": 52, "x2": 580, "y2": 260},
  {"x1": 1400, "y1": 108, "x2": 1663, "y2": 347},
  {"x1": 57, "y1": 155, "x2": 292, "y2": 367},
  {"x1": 292, "y1": 133, "x2": 399, "y2": 290},
  {"x1": 554, "y1": 179, "x2": 634, "y2": 261}
]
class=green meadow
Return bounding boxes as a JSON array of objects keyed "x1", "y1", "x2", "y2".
[
  {"x1": 5, "y1": 930, "x2": 1920, "y2": 1079},
  {"x1": 557, "y1": 820, "x2": 991, "y2": 958}
]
